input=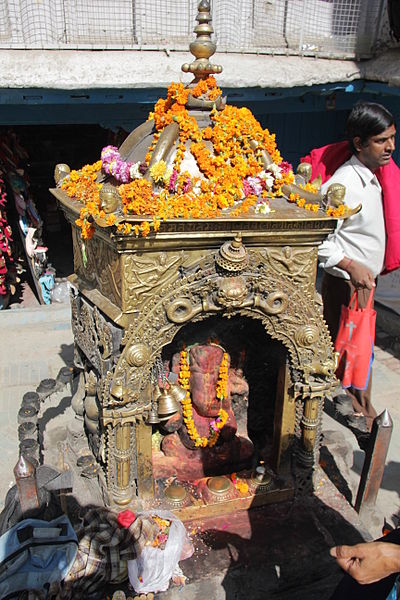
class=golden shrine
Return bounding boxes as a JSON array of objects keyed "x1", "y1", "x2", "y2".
[{"x1": 50, "y1": 0, "x2": 343, "y2": 517}]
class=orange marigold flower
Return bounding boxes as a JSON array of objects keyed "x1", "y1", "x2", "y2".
[{"x1": 106, "y1": 214, "x2": 116, "y2": 226}]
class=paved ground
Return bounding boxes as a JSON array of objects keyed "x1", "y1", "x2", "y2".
[
  {"x1": 322, "y1": 304, "x2": 400, "y2": 537},
  {"x1": 0, "y1": 296, "x2": 74, "y2": 507},
  {"x1": 0, "y1": 288, "x2": 399, "y2": 597}
]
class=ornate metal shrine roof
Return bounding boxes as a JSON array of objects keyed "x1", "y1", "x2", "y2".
[{"x1": 51, "y1": 0, "x2": 355, "y2": 243}]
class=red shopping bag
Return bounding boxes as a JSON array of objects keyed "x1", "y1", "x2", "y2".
[{"x1": 334, "y1": 289, "x2": 376, "y2": 390}]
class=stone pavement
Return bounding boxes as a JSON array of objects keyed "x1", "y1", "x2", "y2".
[
  {"x1": 320, "y1": 303, "x2": 400, "y2": 538},
  {"x1": 0, "y1": 296, "x2": 399, "y2": 597},
  {"x1": 0, "y1": 300, "x2": 74, "y2": 509}
]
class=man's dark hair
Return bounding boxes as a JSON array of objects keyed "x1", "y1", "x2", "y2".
[{"x1": 346, "y1": 102, "x2": 395, "y2": 153}]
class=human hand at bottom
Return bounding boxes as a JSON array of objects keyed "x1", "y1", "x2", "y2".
[{"x1": 330, "y1": 542, "x2": 400, "y2": 584}]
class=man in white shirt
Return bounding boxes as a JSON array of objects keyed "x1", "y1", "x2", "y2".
[{"x1": 318, "y1": 102, "x2": 396, "y2": 429}]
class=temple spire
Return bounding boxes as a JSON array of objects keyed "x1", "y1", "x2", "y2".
[{"x1": 182, "y1": 0, "x2": 223, "y2": 80}]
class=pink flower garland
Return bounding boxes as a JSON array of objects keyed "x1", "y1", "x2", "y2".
[{"x1": 101, "y1": 145, "x2": 133, "y2": 183}]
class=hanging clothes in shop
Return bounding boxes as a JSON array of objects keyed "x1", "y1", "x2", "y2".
[
  {"x1": 0, "y1": 169, "x2": 15, "y2": 309},
  {"x1": 0, "y1": 130, "x2": 56, "y2": 306}
]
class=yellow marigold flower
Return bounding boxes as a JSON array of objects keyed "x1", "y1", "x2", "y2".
[
  {"x1": 236, "y1": 481, "x2": 249, "y2": 494},
  {"x1": 149, "y1": 160, "x2": 167, "y2": 183}
]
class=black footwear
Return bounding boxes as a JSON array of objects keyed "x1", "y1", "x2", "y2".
[
  {"x1": 334, "y1": 394, "x2": 354, "y2": 417},
  {"x1": 347, "y1": 413, "x2": 368, "y2": 433}
]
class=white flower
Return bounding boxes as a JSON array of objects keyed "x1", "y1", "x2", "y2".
[
  {"x1": 266, "y1": 163, "x2": 282, "y2": 178},
  {"x1": 255, "y1": 201, "x2": 271, "y2": 215},
  {"x1": 193, "y1": 181, "x2": 202, "y2": 195},
  {"x1": 258, "y1": 170, "x2": 275, "y2": 189},
  {"x1": 247, "y1": 176, "x2": 263, "y2": 196},
  {"x1": 129, "y1": 162, "x2": 142, "y2": 179}
]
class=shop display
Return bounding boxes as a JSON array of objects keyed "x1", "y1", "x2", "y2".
[
  {"x1": 0, "y1": 131, "x2": 57, "y2": 306},
  {"x1": 0, "y1": 171, "x2": 14, "y2": 309}
]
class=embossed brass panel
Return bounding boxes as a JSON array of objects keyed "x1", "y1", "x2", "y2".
[{"x1": 54, "y1": 201, "x2": 336, "y2": 506}]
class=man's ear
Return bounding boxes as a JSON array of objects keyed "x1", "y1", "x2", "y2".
[{"x1": 353, "y1": 136, "x2": 363, "y2": 153}]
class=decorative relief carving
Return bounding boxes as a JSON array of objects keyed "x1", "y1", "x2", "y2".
[
  {"x1": 70, "y1": 294, "x2": 122, "y2": 377},
  {"x1": 98, "y1": 244, "x2": 122, "y2": 307},
  {"x1": 125, "y1": 343, "x2": 151, "y2": 367},
  {"x1": 146, "y1": 219, "x2": 331, "y2": 233},
  {"x1": 68, "y1": 234, "x2": 337, "y2": 503},
  {"x1": 215, "y1": 275, "x2": 249, "y2": 309},
  {"x1": 295, "y1": 324, "x2": 320, "y2": 348},
  {"x1": 71, "y1": 294, "x2": 102, "y2": 372},
  {"x1": 94, "y1": 307, "x2": 113, "y2": 360},
  {"x1": 166, "y1": 297, "x2": 201, "y2": 324},
  {"x1": 110, "y1": 244, "x2": 335, "y2": 420},
  {"x1": 122, "y1": 251, "x2": 185, "y2": 312},
  {"x1": 266, "y1": 246, "x2": 315, "y2": 280},
  {"x1": 98, "y1": 370, "x2": 113, "y2": 410},
  {"x1": 71, "y1": 228, "x2": 121, "y2": 307}
]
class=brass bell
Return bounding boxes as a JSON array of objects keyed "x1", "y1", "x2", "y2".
[
  {"x1": 168, "y1": 382, "x2": 187, "y2": 404},
  {"x1": 147, "y1": 404, "x2": 160, "y2": 425},
  {"x1": 157, "y1": 387, "x2": 180, "y2": 421}
]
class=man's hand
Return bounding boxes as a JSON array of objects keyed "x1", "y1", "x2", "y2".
[
  {"x1": 330, "y1": 542, "x2": 400, "y2": 584},
  {"x1": 338, "y1": 257, "x2": 376, "y2": 289}
]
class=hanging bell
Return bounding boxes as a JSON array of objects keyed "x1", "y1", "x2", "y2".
[
  {"x1": 168, "y1": 382, "x2": 187, "y2": 404},
  {"x1": 157, "y1": 388, "x2": 181, "y2": 421},
  {"x1": 147, "y1": 404, "x2": 160, "y2": 424}
]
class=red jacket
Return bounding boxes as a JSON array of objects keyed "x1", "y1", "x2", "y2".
[{"x1": 302, "y1": 141, "x2": 400, "y2": 274}]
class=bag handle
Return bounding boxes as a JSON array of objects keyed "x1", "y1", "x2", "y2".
[
  {"x1": 348, "y1": 289, "x2": 374, "y2": 311},
  {"x1": 365, "y1": 288, "x2": 374, "y2": 310},
  {"x1": 348, "y1": 291, "x2": 359, "y2": 310},
  {"x1": 17, "y1": 524, "x2": 68, "y2": 543}
]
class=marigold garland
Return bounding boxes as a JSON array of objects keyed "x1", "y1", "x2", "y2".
[
  {"x1": 60, "y1": 76, "x2": 350, "y2": 240},
  {"x1": 151, "y1": 515, "x2": 171, "y2": 549},
  {"x1": 231, "y1": 472, "x2": 249, "y2": 495},
  {"x1": 288, "y1": 192, "x2": 319, "y2": 212},
  {"x1": 178, "y1": 349, "x2": 229, "y2": 448}
]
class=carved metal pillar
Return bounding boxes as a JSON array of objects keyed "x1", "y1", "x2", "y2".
[
  {"x1": 297, "y1": 382, "x2": 329, "y2": 468},
  {"x1": 299, "y1": 395, "x2": 320, "y2": 467},
  {"x1": 271, "y1": 360, "x2": 296, "y2": 474},
  {"x1": 106, "y1": 418, "x2": 137, "y2": 506},
  {"x1": 115, "y1": 422, "x2": 132, "y2": 504}
]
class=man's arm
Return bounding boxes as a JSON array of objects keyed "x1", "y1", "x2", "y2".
[{"x1": 330, "y1": 542, "x2": 400, "y2": 584}]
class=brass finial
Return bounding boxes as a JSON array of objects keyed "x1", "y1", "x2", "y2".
[
  {"x1": 182, "y1": 0, "x2": 223, "y2": 80},
  {"x1": 216, "y1": 233, "x2": 248, "y2": 273}
]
